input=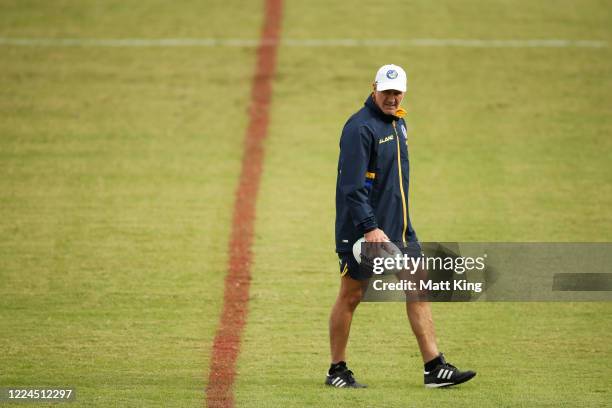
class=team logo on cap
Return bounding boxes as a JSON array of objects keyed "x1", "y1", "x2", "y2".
[{"x1": 386, "y1": 70, "x2": 398, "y2": 79}]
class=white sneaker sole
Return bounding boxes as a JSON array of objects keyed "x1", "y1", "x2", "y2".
[{"x1": 425, "y1": 382, "x2": 453, "y2": 388}]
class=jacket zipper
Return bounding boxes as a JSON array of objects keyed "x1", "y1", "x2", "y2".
[{"x1": 392, "y1": 121, "x2": 408, "y2": 246}]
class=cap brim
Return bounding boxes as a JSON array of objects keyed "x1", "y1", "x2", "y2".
[{"x1": 376, "y1": 81, "x2": 406, "y2": 92}]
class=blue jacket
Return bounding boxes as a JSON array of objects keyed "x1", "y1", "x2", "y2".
[{"x1": 335, "y1": 95, "x2": 418, "y2": 253}]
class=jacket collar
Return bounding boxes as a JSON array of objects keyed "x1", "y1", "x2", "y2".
[{"x1": 365, "y1": 94, "x2": 406, "y2": 122}]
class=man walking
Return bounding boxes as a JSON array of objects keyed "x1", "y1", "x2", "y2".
[{"x1": 327, "y1": 64, "x2": 476, "y2": 389}]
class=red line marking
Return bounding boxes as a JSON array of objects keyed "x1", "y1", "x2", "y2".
[{"x1": 205, "y1": 1, "x2": 283, "y2": 407}]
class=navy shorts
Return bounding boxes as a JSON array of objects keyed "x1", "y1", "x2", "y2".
[{"x1": 338, "y1": 252, "x2": 369, "y2": 281}]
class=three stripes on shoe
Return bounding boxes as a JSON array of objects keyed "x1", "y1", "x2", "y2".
[
  {"x1": 436, "y1": 368, "x2": 454, "y2": 380},
  {"x1": 329, "y1": 376, "x2": 348, "y2": 387}
]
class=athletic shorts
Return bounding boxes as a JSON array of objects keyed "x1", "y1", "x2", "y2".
[{"x1": 338, "y1": 252, "x2": 367, "y2": 281}]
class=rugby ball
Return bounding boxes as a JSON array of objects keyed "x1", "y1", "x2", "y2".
[{"x1": 352, "y1": 237, "x2": 366, "y2": 263}]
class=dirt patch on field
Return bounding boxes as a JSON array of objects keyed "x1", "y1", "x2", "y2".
[{"x1": 205, "y1": 1, "x2": 283, "y2": 407}]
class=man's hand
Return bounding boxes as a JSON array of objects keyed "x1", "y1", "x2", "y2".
[{"x1": 364, "y1": 228, "x2": 390, "y2": 242}]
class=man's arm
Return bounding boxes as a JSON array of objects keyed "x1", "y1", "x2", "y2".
[{"x1": 338, "y1": 124, "x2": 384, "y2": 238}]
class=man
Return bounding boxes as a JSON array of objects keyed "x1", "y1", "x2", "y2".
[{"x1": 326, "y1": 64, "x2": 476, "y2": 389}]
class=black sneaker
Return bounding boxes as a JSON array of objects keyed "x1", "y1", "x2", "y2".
[
  {"x1": 325, "y1": 362, "x2": 367, "y2": 388},
  {"x1": 424, "y1": 354, "x2": 476, "y2": 388}
]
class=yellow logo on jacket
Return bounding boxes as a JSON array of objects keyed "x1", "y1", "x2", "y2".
[{"x1": 379, "y1": 134, "x2": 394, "y2": 144}]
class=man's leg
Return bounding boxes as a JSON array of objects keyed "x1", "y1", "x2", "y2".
[
  {"x1": 329, "y1": 274, "x2": 366, "y2": 363},
  {"x1": 406, "y1": 301, "x2": 477, "y2": 388},
  {"x1": 397, "y1": 255, "x2": 440, "y2": 363},
  {"x1": 406, "y1": 301, "x2": 439, "y2": 363}
]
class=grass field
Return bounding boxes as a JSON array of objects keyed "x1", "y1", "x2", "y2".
[{"x1": 1, "y1": 1, "x2": 611, "y2": 407}]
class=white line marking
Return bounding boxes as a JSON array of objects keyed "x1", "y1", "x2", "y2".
[
  {"x1": 445, "y1": 370, "x2": 453, "y2": 380},
  {"x1": 437, "y1": 369, "x2": 445, "y2": 379},
  {"x1": 332, "y1": 377, "x2": 340, "y2": 386},
  {"x1": 0, "y1": 37, "x2": 607, "y2": 48}
]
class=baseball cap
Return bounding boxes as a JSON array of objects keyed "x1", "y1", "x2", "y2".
[{"x1": 374, "y1": 64, "x2": 407, "y2": 92}]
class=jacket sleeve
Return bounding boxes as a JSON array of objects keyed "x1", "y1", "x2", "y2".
[{"x1": 338, "y1": 124, "x2": 378, "y2": 234}]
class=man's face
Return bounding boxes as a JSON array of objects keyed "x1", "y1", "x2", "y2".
[{"x1": 372, "y1": 86, "x2": 405, "y2": 115}]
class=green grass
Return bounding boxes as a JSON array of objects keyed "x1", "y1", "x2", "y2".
[
  {"x1": 234, "y1": 1, "x2": 612, "y2": 407},
  {"x1": 0, "y1": 0, "x2": 611, "y2": 407},
  {"x1": 0, "y1": 1, "x2": 262, "y2": 406}
]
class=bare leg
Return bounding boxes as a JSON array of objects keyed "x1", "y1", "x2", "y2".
[
  {"x1": 406, "y1": 301, "x2": 439, "y2": 363},
  {"x1": 329, "y1": 275, "x2": 367, "y2": 363}
]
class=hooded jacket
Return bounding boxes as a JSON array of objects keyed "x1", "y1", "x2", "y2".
[{"x1": 335, "y1": 94, "x2": 418, "y2": 253}]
